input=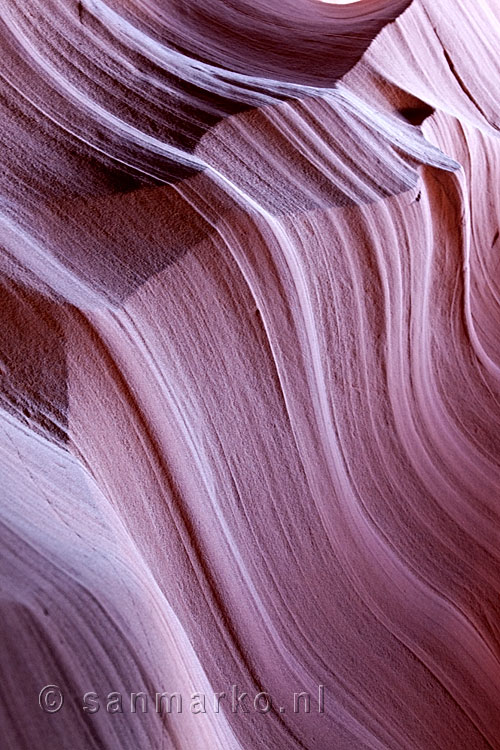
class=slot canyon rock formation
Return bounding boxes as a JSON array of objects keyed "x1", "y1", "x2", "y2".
[{"x1": 1, "y1": 0, "x2": 500, "y2": 747}]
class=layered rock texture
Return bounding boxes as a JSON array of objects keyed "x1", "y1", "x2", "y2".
[{"x1": 1, "y1": 0, "x2": 500, "y2": 747}]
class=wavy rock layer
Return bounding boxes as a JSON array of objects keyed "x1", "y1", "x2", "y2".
[{"x1": 1, "y1": 0, "x2": 500, "y2": 748}]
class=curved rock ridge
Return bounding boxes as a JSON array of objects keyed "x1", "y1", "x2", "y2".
[{"x1": 1, "y1": 1, "x2": 500, "y2": 748}]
